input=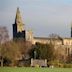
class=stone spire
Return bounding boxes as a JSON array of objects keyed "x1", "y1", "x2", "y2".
[
  {"x1": 15, "y1": 7, "x2": 24, "y2": 32},
  {"x1": 15, "y1": 7, "x2": 23, "y2": 24}
]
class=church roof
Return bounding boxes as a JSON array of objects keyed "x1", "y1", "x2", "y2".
[
  {"x1": 34, "y1": 37, "x2": 50, "y2": 40},
  {"x1": 63, "y1": 38, "x2": 72, "y2": 40},
  {"x1": 34, "y1": 37, "x2": 63, "y2": 40}
]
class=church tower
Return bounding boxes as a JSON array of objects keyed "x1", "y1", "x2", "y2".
[{"x1": 13, "y1": 7, "x2": 25, "y2": 40}]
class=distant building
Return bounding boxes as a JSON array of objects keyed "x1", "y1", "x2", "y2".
[
  {"x1": 12, "y1": 8, "x2": 72, "y2": 62},
  {"x1": 13, "y1": 8, "x2": 25, "y2": 40}
]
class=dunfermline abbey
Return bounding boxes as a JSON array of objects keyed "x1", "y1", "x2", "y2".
[{"x1": 13, "y1": 8, "x2": 72, "y2": 60}]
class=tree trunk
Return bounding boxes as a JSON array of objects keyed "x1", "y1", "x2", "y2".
[{"x1": 1, "y1": 58, "x2": 3, "y2": 67}]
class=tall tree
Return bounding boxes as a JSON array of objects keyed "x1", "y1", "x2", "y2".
[
  {"x1": 29, "y1": 42, "x2": 55, "y2": 61},
  {"x1": 0, "y1": 39, "x2": 32, "y2": 66},
  {"x1": 1, "y1": 41, "x2": 21, "y2": 66}
]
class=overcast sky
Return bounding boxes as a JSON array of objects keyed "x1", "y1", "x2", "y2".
[{"x1": 0, "y1": 0, "x2": 72, "y2": 39}]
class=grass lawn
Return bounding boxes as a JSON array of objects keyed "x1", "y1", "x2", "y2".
[{"x1": 0, "y1": 67, "x2": 72, "y2": 72}]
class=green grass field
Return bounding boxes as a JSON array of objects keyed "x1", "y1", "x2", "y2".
[{"x1": 0, "y1": 67, "x2": 72, "y2": 72}]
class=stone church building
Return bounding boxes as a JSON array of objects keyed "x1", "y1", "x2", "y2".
[{"x1": 13, "y1": 8, "x2": 72, "y2": 62}]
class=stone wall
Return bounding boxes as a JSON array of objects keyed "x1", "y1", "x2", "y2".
[{"x1": 31, "y1": 58, "x2": 47, "y2": 67}]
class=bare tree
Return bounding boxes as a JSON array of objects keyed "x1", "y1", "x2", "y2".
[{"x1": 0, "y1": 27, "x2": 9, "y2": 67}]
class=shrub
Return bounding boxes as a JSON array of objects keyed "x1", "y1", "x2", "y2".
[
  {"x1": 63, "y1": 64, "x2": 72, "y2": 68},
  {"x1": 48, "y1": 60, "x2": 64, "y2": 68}
]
